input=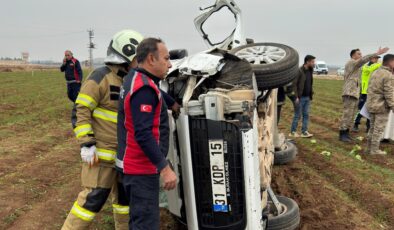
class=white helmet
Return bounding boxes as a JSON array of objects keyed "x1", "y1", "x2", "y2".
[{"x1": 104, "y1": 29, "x2": 144, "y2": 65}]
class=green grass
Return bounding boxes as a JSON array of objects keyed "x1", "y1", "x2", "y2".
[
  {"x1": 0, "y1": 70, "x2": 86, "y2": 128},
  {"x1": 0, "y1": 70, "x2": 90, "y2": 228}
]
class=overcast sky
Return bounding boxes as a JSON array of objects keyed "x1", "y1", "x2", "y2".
[{"x1": 1, "y1": 0, "x2": 394, "y2": 65}]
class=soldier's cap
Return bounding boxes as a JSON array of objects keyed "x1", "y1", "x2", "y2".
[{"x1": 371, "y1": 55, "x2": 381, "y2": 59}]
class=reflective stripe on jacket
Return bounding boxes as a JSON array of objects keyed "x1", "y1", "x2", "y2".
[{"x1": 74, "y1": 65, "x2": 127, "y2": 164}]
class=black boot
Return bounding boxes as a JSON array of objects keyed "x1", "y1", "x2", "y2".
[
  {"x1": 346, "y1": 129, "x2": 354, "y2": 141},
  {"x1": 339, "y1": 130, "x2": 352, "y2": 142}
]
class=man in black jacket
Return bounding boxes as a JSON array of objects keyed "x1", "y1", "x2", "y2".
[
  {"x1": 289, "y1": 55, "x2": 315, "y2": 138},
  {"x1": 60, "y1": 50, "x2": 83, "y2": 102}
]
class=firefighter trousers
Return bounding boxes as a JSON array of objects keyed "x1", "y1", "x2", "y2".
[{"x1": 62, "y1": 164, "x2": 129, "y2": 230}]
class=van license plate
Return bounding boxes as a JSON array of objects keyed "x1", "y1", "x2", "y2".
[{"x1": 208, "y1": 139, "x2": 228, "y2": 212}]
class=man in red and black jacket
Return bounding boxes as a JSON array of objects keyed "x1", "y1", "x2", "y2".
[
  {"x1": 60, "y1": 50, "x2": 83, "y2": 102},
  {"x1": 117, "y1": 38, "x2": 177, "y2": 230}
]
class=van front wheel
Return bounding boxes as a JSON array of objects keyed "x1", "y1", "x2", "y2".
[
  {"x1": 230, "y1": 43, "x2": 299, "y2": 90},
  {"x1": 266, "y1": 196, "x2": 300, "y2": 230}
]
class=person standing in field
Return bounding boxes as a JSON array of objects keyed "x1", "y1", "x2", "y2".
[
  {"x1": 365, "y1": 54, "x2": 394, "y2": 155},
  {"x1": 60, "y1": 50, "x2": 83, "y2": 103},
  {"x1": 276, "y1": 83, "x2": 295, "y2": 124},
  {"x1": 61, "y1": 30, "x2": 144, "y2": 230},
  {"x1": 289, "y1": 55, "x2": 316, "y2": 138},
  {"x1": 339, "y1": 47, "x2": 389, "y2": 142},
  {"x1": 352, "y1": 55, "x2": 382, "y2": 132},
  {"x1": 117, "y1": 38, "x2": 177, "y2": 230}
]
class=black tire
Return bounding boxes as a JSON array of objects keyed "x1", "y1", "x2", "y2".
[
  {"x1": 229, "y1": 42, "x2": 299, "y2": 90},
  {"x1": 274, "y1": 141, "x2": 297, "y2": 165},
  {"x1": 267, "y1": 196, "x2": 300, "y2": 230}
]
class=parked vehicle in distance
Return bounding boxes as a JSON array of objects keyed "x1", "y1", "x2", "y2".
[
  {"x1": 314, "y1": 61, "x2": 328, "y2": 75},
  {"x1": 337, "y1": 67, "x2": 345, "y2": 76}
]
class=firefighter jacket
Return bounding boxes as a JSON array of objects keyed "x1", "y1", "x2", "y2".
[
  {"x1": 361, "y1": 62, "x2": 381, "y2": 95},
  {"x1": 342, "y1": 54, "x2": 376, "y2": 99},
  {"x1": 366, "y1": 66, "x2": 394, "y2": 114},
  {"x1": 73, "y1": 65, "x2": 128, "y2": 165}
]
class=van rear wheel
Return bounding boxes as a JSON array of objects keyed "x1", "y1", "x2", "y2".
[{"x1": 274, "y1": 141, "x2": 297, "y2": 165}]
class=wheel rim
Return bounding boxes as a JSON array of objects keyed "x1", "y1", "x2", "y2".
[
  {"x1": 268, "y1": 202, "x2": 288, "y2": 218},
  {"x1": 235, "y1": 45, "x2": 287, "y2": 65}
]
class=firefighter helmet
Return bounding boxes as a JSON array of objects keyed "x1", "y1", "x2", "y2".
[{"x1": 104, "y1": 29, "x2": 144, "y2": 65}]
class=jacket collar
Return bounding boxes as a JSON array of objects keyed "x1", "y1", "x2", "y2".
[
  {"x1": 301, "y1": 65, "x2": 313, "y2": 72},
  {"x1": 66, "y1": 58, "x2": 76, "y2": 63},
  {"x1": 107, "y1": 65, "x2": 128, "y2": 78},
  {"x1": 381, "y1": 65, "x2": 393, "y2": 72},
  {"x1": 135, "y1": 68, "x2": 161, "y2": 84}
]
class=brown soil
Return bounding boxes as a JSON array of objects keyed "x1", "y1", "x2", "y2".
[
  {"x1": 2, "y1": 74, "x2": 393, "y2": 230},
  {"x1": 0, "y1": 64, "x2": 56, "y2": 72},
  {"x1": 272, "y1": 161, "x2": 376, "y2": 230},
  {"x1": 275, "y1": 101, "x2": 394, "y2": 229}
]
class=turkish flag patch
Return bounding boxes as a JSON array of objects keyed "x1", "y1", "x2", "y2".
[{"x1": 140, "y1": 104, "x2": 153, "y2": 113}]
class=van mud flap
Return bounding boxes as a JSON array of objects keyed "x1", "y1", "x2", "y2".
[{"x1": 189, "y1": 117, "x2": 246, "y2": 230}]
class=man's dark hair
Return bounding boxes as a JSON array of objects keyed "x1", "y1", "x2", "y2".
[
  {"x1": 304, "y1": 55, "x2": 316, "y2": 64},
  {"x1": 350, "y1": 49, "x2": 360, "y2": 58},
  {"x1": 136, "y1": 38, "x2": 163, "y2": 63},
  {"x1": 383, "y1": 54, "x2": 394, "y2": 65}
]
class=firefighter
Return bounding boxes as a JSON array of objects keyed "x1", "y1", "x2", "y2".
[{"x1": 61, "y1": 30, "x2": 144, "y2": 230}]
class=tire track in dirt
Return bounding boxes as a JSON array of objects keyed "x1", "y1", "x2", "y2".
[
  {"x1": 294, "y1": 144, "x2": 394, "y2": 228},
  {"x1": 272, "y1": 160, "x2": 380, "y2": 230}
]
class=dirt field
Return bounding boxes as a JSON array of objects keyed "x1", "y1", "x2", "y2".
[
  {"x1": 0, "y1": 71, "x2": 393, "y2": 229},
  {"x1": 274, "y1": 79, "x2": 394, "y2": 230},
  {"x1": 0, "y1": 64, "x2": 54, "y2": 73}
]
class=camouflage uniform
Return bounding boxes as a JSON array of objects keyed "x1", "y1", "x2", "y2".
[
  {"x1": 340, "y1": 96, "x2": 359, "y2": 131},
  {"x1": 62, "y1": 65, "x2": 129, "y2": 230},
  {"x1": 366, "y1": 66, "x2": 394, "y2": 154},
  {"x1": 339, "y1": 54, "x2": 376, "y2": 130}
]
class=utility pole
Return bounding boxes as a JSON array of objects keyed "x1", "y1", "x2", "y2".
[{"x1": 87, "y1": 29, "x2": 96, "y2": 70}]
